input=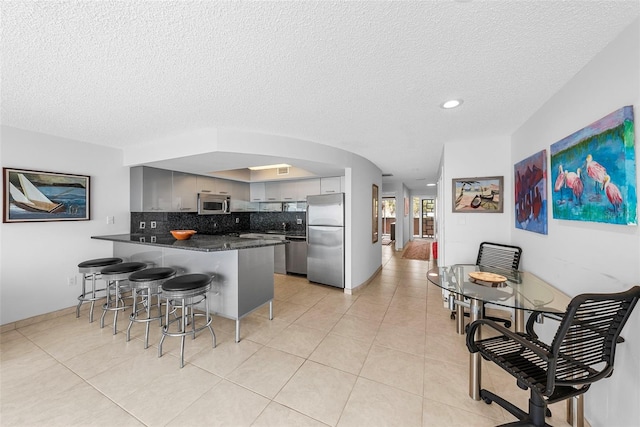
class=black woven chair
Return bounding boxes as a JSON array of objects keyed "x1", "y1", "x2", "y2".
[
  {"x1": 467, "y1": 286, "x2": 640, "y2": 427},
  {"x1": 451, "y1": 242, "x2": 522, "y2": 329}
]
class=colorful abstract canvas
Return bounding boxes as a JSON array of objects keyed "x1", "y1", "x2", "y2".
[
  {"x1": 550, "y1": 106, "x2": 636, "y2": 225},
  {"x1": 515, "y1": 150, "x2": 547, "y2": 234}
]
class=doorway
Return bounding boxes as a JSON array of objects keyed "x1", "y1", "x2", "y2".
[
  {"x1": 381, "y1": 197, "x2": 396, "y2": 243},
  {"x1": 421, "y1": 198, "x2": 435, "y2": 238}
]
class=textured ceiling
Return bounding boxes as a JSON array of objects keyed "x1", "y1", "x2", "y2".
[{"x1": 2, "y1": 1, "x2": 639, "y2": 190}]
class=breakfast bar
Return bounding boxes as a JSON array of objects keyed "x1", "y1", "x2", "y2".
[{"x1": 92, "y1": 233, "x2": 285, "y2": 342}]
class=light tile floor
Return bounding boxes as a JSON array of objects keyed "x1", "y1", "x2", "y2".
[{"x1": 1, "y1": 245, "x2": 581, "y2": 426}]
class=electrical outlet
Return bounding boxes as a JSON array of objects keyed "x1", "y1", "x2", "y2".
[
  {"x1": 67, "y1": 276, "x2": 77, "y2": 286},
  {"x1": 151, "y1": 236, "x2": 156, "y2": 243},
  {"x1": 106, "y1": 216, "x2": 115, "y2": 224},
  {"x1": 139, "y1": 221, "x2": 146, "y2": 229},
  {"x1": 296, "y1": 218, "x2": 303, "y2": 225},
  {"x1": 150, "y1": 221, "x2": 157, "y2": 229},
  {"x1": 235, "y1": 217, "x2": 239, "y2": 224}
]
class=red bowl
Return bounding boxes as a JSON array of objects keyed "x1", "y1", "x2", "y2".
[{"x1": 170, "y1": 230, "x2": 197, "y2": 240}]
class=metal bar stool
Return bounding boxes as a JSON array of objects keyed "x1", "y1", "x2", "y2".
[
  {"x1": 158, "y1": 274, "x2": 216, "y2": 368},
  {"x1": 100, "y1": 262, "x2": 147, "y2": 335},
  {"x1": 126, "y1": 267, "x2": 177, "y2": 348},
  {"x1": 76, "y1": 257, "x2": 123, "y2": 322}
]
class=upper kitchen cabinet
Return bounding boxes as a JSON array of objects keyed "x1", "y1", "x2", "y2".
[
  {"x1": 297, "y1": 179, "x2": 321, "y2": 200},
  {"x1": 320, "y1": 177, "x2": 342, "y2": 194},
  {"x1": 196, "y1": 176, "x2": 218, "y2": 194},
  {"x1": 264, "y1": 182, "x2": 281, "y2": 201},
  {"x1": 230, "y1": 180, "x2": 250, "y2": 201},
  {"x1": 130, "y1": 166, "x2": 172, "y2": 212},
  {"x1": 196, "y1": 175, "x2": 232, "y2": 195},
  {"x1": 172, "y1": 172, "x2": 197, "y2": 212},
  {"x1": 262, "y1": 178, "x2": 321, "y2": 202},
  {"x1": 229, "y1": 181, "x2": 253, "y2": 211},
  {"x1": 250, "y1": 182, "x2": 266, "y2": 202},
  {"x1": 278, "y1": 180, "x2": 298, "y2": 201},
  {"x1": 215, "y1": 179, "x2": 233, "y2": 195}
]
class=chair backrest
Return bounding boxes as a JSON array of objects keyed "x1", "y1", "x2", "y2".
[
  {"x1": 476, "y1": 242, "x2": 522, "y2": 271},
  {"x1": 550, "y1": 286, "x2": 640, "y2": 386}
]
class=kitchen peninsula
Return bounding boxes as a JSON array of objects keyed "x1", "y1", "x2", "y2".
[{"x1": 92, "y1": 233, "x2": 285, "y2": 342}]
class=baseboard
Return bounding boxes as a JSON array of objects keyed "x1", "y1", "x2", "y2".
[
  {"x1": 344, "y1": 265, "x2": 383, "y2": 295},
  {"x1": 1, "y1": 305, "x2": 78, "y2": 333}
]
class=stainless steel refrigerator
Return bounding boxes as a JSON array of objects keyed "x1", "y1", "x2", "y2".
[{"x1": 306, "y1": 193, "x2": 345, "y2": 288}]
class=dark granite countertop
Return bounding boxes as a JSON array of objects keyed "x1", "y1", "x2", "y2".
[
  {"x1": 92, "y1": 233, "x2": 286, "y2": 253},
  {"x1": 240, "y1": 230, "x2": 307, "y2": 237}
]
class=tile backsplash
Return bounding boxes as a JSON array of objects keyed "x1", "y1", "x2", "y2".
[{"x1": 131, "y1": 211, "x2": 306, "y2": 235}]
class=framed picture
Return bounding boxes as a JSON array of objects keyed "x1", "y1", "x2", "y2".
[
  {"x1": 372, "y1": 184, "x2": 379, "y2": 243},
  {"x1": 452, "y1": 176, "x2": 503, "y2": 213},
  {"x1": 515, "y1": 150, "x2": 548, "y2": 234},
  {"x1": 3, "y1": 168, "x2": 90, "y2": 223},
  {"x1": 550, "y1": 106, "x2": 636, "y2": 225}
]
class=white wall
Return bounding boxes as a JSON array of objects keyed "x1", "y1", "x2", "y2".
[
  {"x1": 511, "y1": 19, "x2": 639, "y2": 427},
  {"x1": 345, "y1": 159, "x2": 383, "y2": 289},
  {"x1": 1, "y1": 127, "x2": 130, "y2": 325},
  {"x1": 441, "y1": 135, "x2": 513, "y2": 265}
]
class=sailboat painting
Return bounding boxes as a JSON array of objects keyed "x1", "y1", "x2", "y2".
[{"x1": 3, "y1": 168, "x2": 90, "y2": 222}]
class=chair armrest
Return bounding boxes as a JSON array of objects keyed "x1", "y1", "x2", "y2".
[{"x1": 466, "y1": 319, "x2": 553, "y2": 362}]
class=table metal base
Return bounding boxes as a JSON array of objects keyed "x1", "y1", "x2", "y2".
[{"x1": 468, "y1": 298, "x2": 482, "y2": 400}]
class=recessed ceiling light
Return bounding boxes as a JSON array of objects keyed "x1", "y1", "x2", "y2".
[
  {"x1": 441, "y1": 99, "x2": 463, "y2": 109},
  {"x1": 426, "y1": 183, "x2": 436, "y2": 187},
  {"x1": 248, "y1": 163, "x2": 292, "y2": 171}
]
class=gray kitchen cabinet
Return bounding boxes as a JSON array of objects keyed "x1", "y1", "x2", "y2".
[
  {"x1": 197, "y1": 175, "x2": 239, "y2": 197},
  {"x1": 297, "y1": 178, "x2": 320, "y2": 200},
  {"x1": 250, "y1": 182, "x2": 266, "y2": 202},
  {"x1": 230, "y1": 181, "x2": 252, "y2": 212},
  {"x1": 264, "y1": 182, "x2": 281, "y2": 201},
  {"x1": 130, "y1": 166, "x2": 173, "y2": 212},
  {"x1": 196, "y1": 176, "x2": 217, "y2": 194},
  {"x1": 261, "y1": 178, "x2": 321, "y2": 202},
  {"x1": 320, "y1": 176, "x2": 342, "y2": 194},
  {"x1": 216, "y1": 179, "x2": 233, "y2": 195},
  {"x1": 131, "y1": 167, "x2": 346, "y2": 212},
  {"x1": 278, "y1": 180, "x2": 298, "y2": 201},
  {"x1": 239, "y1": 233, "x2": 286, "y2": 274},
  {"x1": 172, "y1": 172, "x2": 197, "y2": 212},
  {"x1": 263, "y1": 181, "x2": 298, "y2": 201}
]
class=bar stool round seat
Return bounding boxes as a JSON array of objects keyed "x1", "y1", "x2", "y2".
[
  {"x1": 126, "y1": 267, "x2": 177, "y2": 348},
  {"x1": 158, "y1": 274, "x2": 216, "y2": 368},
  {"x1": 100, "y1": 262, "x2": 147, "y2": 335},
  {"x1": 77, "y1": 257, "x2": 123, "y2": 323}
]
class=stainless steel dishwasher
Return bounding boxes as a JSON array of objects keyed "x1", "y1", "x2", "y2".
[{"x1": 285, "y1": 236, "x2": 307, "y2": 275}]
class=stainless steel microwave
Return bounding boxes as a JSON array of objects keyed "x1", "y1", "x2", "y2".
[{"x1": 198, "y1": 194, "x2": 230, "y2": 214}]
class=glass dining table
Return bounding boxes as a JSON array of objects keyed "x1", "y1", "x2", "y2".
[
  {"x1": 427, "y1": 264, "x2": 571, "y2": 335},
  {"x1": 427, "y1": 264, "x2": 574, "y2": 396}
]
